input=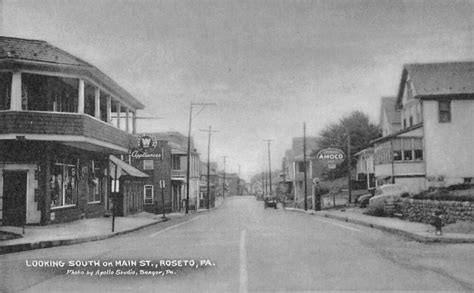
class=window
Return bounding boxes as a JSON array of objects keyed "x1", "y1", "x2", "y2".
[
  {"x1": 0, "y1": 72, "x2": 11, "y2": 110},
  {"x1": 88, "y1": 160, "x2": 102, "y2": 203},
  {"x1": 409, "y1": 116, "x2": 413, "y2": 127},
  {"x1": 171, "y1": 155, "x2": 181, "y2": 170},
  {"x1": 463, "y1": 178, "x2": 472, "y2": 184},
  {"x1": 392, "y1": 139, "x2": 402, "y2": 161},
  {"x1": 439, "y1": 100, "x2": 451, "y2": 123},
  {"x1": 144, "y1": 185, "x2": 154, "y2": 204},
  {"x1": 298, "y1": 161, "x2": 306, "y2": 172},
  {"x1": 51, "y1": 160, "x2": 77, "y2": 208},
  {"x1": 143, "y1": 160, "x2": 154, "y2": 170},
  {"x1": 391, "y1": 138, "x2": 423, "y2": 162},
  {"x1": 403, "y1": 119, "x2": 407, "y2": 129}
]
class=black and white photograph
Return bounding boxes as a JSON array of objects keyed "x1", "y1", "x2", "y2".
[{"x1": 1, "y1": 0, "x2": 474, "y2": 292}]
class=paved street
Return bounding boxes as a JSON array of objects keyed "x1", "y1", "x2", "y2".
[{"x1": 1, "y1": 196, "x2": 474, "y2": 292}]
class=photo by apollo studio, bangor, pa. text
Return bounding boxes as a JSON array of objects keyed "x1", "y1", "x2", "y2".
[{"x1": 1, "y1": 0, "x2": 474, "y2": 292}]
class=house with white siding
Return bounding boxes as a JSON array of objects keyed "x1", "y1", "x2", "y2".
[{"x1": 373, "y1": 61, "x2": 474, "y2": 194}]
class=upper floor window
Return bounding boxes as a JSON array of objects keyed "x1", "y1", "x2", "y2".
[
  {"x1": 0, "y1": 72, "x2": 12, "y2": 110},
  {"x1": 143, "y1": 160, "x2": 154, "y2": 170},
  {"x1": 171, "y1": 155, "x2": 181, "y2": 170},
  {"x1": 297, "y1": 161, "x2": 307, "y2": 173},
  {"x1": 439, "y1": 100, "x2": 451, "y2": 123}
]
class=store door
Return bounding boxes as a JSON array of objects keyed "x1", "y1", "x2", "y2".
[{"x1": 2, "y1": 171, "x2": 27, "y2": 226}]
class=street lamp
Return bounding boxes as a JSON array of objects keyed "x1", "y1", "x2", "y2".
[{"x1": 185, "y1": 102, "x2": 216, "y2": 214}]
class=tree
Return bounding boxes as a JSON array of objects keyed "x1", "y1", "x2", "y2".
[{"x1": 315, "y1": 111, "x2": 381, "y2": 178}]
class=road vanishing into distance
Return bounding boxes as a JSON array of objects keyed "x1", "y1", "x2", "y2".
[{"x1": 1, "y1": 196, "x2": 474, "y2": 292}]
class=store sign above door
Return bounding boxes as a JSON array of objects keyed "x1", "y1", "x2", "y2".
[{"x1": 130, "y1": 134, "x2": 163, "y2": 160}]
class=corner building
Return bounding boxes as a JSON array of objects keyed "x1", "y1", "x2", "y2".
[{"x1": 0, "y1": 37, "x2": 144, "y2": 225}]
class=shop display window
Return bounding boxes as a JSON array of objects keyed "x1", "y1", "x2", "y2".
[
  {"x1": 88, "y1": 160, "x2": 102, "y2": 203},
  {"x1": 51, "y1": 160, "x2": 77, "y2": 208}
]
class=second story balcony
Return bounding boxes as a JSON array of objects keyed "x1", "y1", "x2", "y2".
[
  {"x1": 0, "y1": 111, "x2": 135, "y2": 154},
  {"x1": 0, "y1": 36, "x2": 145, "y2": 154},
  {"x1": 171, "y1": 169, "x2": 186, "y2": 181}
]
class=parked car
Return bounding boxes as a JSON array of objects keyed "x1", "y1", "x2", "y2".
[
  {"x1": 358, "y1": 193, "x2": 374, "y2": 208},
  {"x1": 368, "y1": 184, "x2": 409, "y2": 208},
  {"x1": 264, "y1": 197, "x2": 278, "y2": 209}
]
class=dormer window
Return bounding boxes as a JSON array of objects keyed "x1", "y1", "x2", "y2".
[{"x1": 439, "y1": 100, "x2": 451, "y2": 123}]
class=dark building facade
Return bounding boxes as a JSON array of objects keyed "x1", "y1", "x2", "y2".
[{"x1": 0, "y1": 37, "x2": 144, "y2": 225}]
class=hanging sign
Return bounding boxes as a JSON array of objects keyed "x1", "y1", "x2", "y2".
[{"x1": 130, "y1": 134, "x2": 163, "y2": 160}]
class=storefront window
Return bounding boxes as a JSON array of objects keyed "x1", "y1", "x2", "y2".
[
  {"x1": 88, "y1": 160, "x2": 102, "y2": 203},
  {"x1": 51, "y1": 160, "x2": 77, "y2": 208}
]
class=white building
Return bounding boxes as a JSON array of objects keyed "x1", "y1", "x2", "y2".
[{"x1": 373, "y1": 62, "x2": 474, "y2": 194}]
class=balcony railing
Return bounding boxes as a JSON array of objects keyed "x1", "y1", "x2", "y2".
[
  {"x1": 0, "y1": 111, "x2": 135, "y2": 151},
  {"x1": 171, "y1": 169, "x2": 186, "y2": 179}
]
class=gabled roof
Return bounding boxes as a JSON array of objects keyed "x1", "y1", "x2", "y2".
[
  {"x1": 0, "y1": 36, "x2": 144, "y2": 109},
  {"x1": 380, "y1": 97, "x2": 401, "y2": 126},
  {"x1": 397, "y1": 61, "x2": 474, "y2": 105},
  {"x1": 145, "y1": 132, "x2": 196, "y2": 154}
]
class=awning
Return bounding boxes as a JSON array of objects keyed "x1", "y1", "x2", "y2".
[{"x1": 109, "y1": 155, "x2": 149, "y2": 178}]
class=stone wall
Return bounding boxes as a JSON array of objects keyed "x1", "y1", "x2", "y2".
[{"x1": 395, "y1": 198, "x2": 474, "y2": 224}]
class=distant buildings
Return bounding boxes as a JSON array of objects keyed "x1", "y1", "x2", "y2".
[{"x1": 281, "y1": 137, "x2": 323, "y2": 202}]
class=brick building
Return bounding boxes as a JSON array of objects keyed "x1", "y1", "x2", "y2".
[{"x1": 0, "y1": 37, "x2": 144, "y2": 225}]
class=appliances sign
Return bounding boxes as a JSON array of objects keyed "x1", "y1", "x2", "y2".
[{"x1": 130, "y1": 134, "x2": 163, "y2": 160}]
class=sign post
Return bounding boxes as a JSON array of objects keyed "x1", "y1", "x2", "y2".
[
  {"x1": 160, "y1": 180, "x2": 167, "y2": 220},
  {"x1": 316, "y1": 148, "x2": 346, "y2": 209}
]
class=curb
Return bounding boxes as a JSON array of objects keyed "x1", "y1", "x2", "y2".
[
  {"x1": 0, "y1": 218, "x2": 165, "y2": 255},
  {"x1": 284, "y1": 207, "x2": 474, "y2": 244},
  {"x1": 0, "y1": 199, "x2": 226, "y2": 255}
]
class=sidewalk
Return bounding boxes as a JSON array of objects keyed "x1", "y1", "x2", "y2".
[
  {"x1": 285, "y1": 206, "x2": 474, "y2": 244},
  {"x1": 0, "y1": 212, "x2": 187, "y2": 255}
]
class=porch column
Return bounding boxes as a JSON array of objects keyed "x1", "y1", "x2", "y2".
[
  {"x1": 116, "y1": 101, "x2": 121, "y2": 129},
  {"x1": 106, "y1": 96, "x2": 112, "y2": 123},
  {"x1": 132, "y1": 111, "x2": 137, "y2": 134},
  {"x1": 41, "y1": 145, "x2": 52, "y2": 225},
  {"x1": 10, "y1": 72, "x2": 22, "y2": 110},
  {"x1": 78, "y1": 79, "x2": 85, "y2": 114},
  {"x1": 94, "y1": 87, "x2": 100, "y2": 119},
  {"x1": 125, "y1": 108, "x2": 130, "y2": 133}
]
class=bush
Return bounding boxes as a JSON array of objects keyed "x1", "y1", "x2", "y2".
[
  {"x1": 363, "y1": 206, "x2": 386, "y2": 217},
  {"x1": 413, "y1": 190, "x2": 474, "y2": 202},
  {"x1": 447, "y1": 183, "x2": 472, "y2": 191}
]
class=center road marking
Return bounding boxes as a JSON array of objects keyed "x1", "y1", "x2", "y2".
[
  {"x1": 313, "y1": 217, "x2": 362, "y2": 232},
  {"x1": 240, "y1": 229, "x2": 248, "y2": 293},
  {"x1": 148, "y1": 216, "x2": 203, "y2": 238}
]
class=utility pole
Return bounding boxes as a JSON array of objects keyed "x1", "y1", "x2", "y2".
[
  {"x1": 347, "y1": 131, "x2": 352, "y2": 204},
  {"x1": 263, "y1": 139, "x2": 273, "y2": 195},
  {"x1": 200, "y1": 126, "x2": 218, "y2": 209},
  {"x1": 238, "y1": 165, "x2": 241, "y2": 196},
  {"x1": 222, "y1": 156, "x2": 227, "y2": 199},
  {"x1": 185, "y1": 102, "x2": 216, "y2": 214},
  {"x1": 303, "y1": 122, "x2": 308, "y2": 211}
]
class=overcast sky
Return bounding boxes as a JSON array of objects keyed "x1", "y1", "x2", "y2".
[{"x1": 2, "y1": 0, "x2": 473, "y2": 180}]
